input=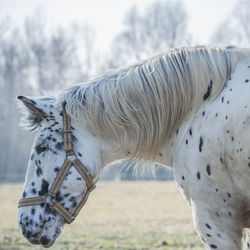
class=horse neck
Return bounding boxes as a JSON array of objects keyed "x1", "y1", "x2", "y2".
[{"x1": 99, "y1": 133, "x2": 176, "y2": 168}]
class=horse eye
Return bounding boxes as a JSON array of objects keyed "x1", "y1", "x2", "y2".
[{"x1": 35, "y1": 144, "x2": 49, "y2": 154}]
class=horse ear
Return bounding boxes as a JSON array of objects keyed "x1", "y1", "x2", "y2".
[{"x1": 17, "y1": 96, "x2": 48, "y2": 123}]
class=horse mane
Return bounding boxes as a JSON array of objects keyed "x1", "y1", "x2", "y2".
[{"x1": 61, "y1": 45, "x2": 250, "y2": 160}]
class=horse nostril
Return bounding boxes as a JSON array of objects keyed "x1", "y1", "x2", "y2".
[
  {"x1": 20, "y1": 224, "x2": 26, "y2": 236},
  {"x1": 26, "y1": 231, "x2": 32, "y2": 239},
  {"x1": 40, "y1": 236, "x2": 50, "y2": 246}
]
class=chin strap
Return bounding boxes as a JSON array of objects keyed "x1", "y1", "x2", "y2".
[{"x1": 18, "y1": 102, "x2": 96, "y2": 224}]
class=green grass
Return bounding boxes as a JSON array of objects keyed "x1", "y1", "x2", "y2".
[{"x1": 0, "y1": 181, "x2": 204, "y2": 249}]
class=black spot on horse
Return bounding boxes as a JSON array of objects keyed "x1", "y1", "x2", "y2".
[
  {"x1": 182, "y1": 176, "x2": 185, "y2": 180},
  {"x1": 72, "y1": 201, "x2": 77, "y2": 208},
  {"x1": 31, "y1": 208, "x2": 36, "y2": 215},
  {"x1": 206, "y1": 234, "x2": 211, "y2": 237},
  {"x1": 55, "y1": 142, "x2": 63, "y2": 151},
  {"x1": 54, "y1": 167, "x2": 59, "y2": 172},
  {"x1": 202, "y1": 111, "x2": 206, "y2": 116},
  {"x1": 22, "y1": 191, "x2": 26, "y2": 198},
  {"x1": 38, "y1": 179, "x2": 49, "y2": 195},
  {"x1": 55, "y1": 191, "x2": 63, "y2": 202},
  {"x1": 44, "y1": 203, "x2": 57, "y2": 215},
  {"x1": 220, "y1": 157, "x2": 224, "y2": 164},
  {"x1": 35, "y1": 144, "x2": 48, "y2": 155},
  {"x1": 77, "y1": 177, "x2": 82, "y2": 181},
  {"x1": 69, "y1": 196, "x2": 75, "y2": 201},
  {"x1": 205, "y1": 223, "x2": 211, "y2": 229},
  {"x1": 199, "y1": 137, "x2": 203, "y2": 152},
  {"x1": 221, "y1": 97, "x2": 224, "y2": 103},
  {"x1": 36, "y1": 167, "x2": 43, "y2": 177},
  {"x1": 197, "y1": 171, "x2": 201, "y2": 179},
  {"x1": 32, "y1": 188, "x2": 37, "y2": 194},
  {"x1": 186, "y1": 140, "x2": 188, "y2": 145},
  {"x1": 203, "y1": 80, "x2": 213, "y2": 101},
  {"x1": 189, "y1": 128, "x2": 192, "y2": 136},
  {"x1": 246, "y1": 79, "x2": 249, "y2": 83},
  {"x1": 158, "y1": 152, "x2": 163, "y2": 157},
  {"x1": 206, "y1": 164, "x2": 211, "y2": 176},
  {"x1": 30, "y1": 153, "x2": 34, "y2": 161},
  {"x1": 210, "y1": 244, "x2": 217, "y2": 249},
  {"x1": 78, "y1": 152, "x2": 82, "y2": 157}
]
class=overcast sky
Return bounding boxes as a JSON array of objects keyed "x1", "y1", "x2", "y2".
[{"x1": 1, "y1": 0, "x2": 238, "y2": 49}]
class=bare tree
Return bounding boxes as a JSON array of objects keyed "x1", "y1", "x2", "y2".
[
  {"x1": 49, "y1": 27, "x2": 84, "y2": 88},
  {"x1": 212, "y1": 0, "x2": 250, "y2": 46},
  {"x1": 0, "y1": 21, "x2": 32, "y2": 181},
  {"x1": 0, "y1": 11, "x2": 99, "y2": 181},
  {"x1": 107, "y1": 0, "x2": 190, "y2": 67}
]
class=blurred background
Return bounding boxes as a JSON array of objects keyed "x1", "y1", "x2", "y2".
[
  {"x1": 1, "y1": 0, "x2": 250, "y2": 249},
  {"x1": 0, "y1": 0, "x2": 249, "y2": 182}
]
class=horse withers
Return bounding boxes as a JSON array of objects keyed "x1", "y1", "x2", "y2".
[{"x1": 17, "y1": 46, "x2": 250, "y2": 249}]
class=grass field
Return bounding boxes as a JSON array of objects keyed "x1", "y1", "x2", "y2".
[{"x1": 0, "y1": 181, "x2": 204, "y2": 250}]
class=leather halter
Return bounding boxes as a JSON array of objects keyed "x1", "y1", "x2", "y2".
[{"x1": 18, "y1": 103, "x2": 96, "y2": 224}]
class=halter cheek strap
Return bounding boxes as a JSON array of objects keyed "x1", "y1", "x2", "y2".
[{"x1": 18, "y1": 103, "x2": 96, "y2": 224}]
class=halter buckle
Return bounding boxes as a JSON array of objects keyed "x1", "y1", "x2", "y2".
[
  {"x1": 67, "y1": 154, "x2": 76, "y2": 161},
  {"x1": 67, "y1": 216, "x2": 75, "y2": 224}
]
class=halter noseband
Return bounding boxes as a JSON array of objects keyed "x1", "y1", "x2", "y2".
[{"x1": 18, "y1": 103, "x2": 96, "y2": 224}]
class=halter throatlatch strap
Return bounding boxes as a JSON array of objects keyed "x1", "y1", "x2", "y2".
[
  {"x1": 18, "y1": 102, "x2": 96, "y2": 224},
  {"x1": 62, "y1": 103, "x2": 74, "y2": 156}
]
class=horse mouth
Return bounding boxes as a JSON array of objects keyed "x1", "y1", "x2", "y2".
[
  {"x1": 40, "y1": 237, "x2": 56, "y2": 248},
  {"x1": 22, "y1": 220, "x2": 61, "y2": 248},
  {"x1": 27, "y1": 236, "x2": 56, "y2": 248}
]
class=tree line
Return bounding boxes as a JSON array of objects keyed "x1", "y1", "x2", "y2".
[{"x1": 0, "y1": 0, "x2": 249, "y2": 181}]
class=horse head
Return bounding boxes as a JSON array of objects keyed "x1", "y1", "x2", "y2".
[{"x1": 17, "y1": 96, "x2": 102, "y2": 247}]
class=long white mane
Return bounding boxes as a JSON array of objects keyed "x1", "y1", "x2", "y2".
[{"x1": 61, "y1": 46, "x2": 250, "y2": 160}]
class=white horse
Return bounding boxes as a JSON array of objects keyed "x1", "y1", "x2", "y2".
[{"x1": 17, "y1": 46, "x2": 250, "y2": 249}]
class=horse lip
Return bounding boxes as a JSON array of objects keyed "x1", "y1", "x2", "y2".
[
  {"x1": 40, "y1": 238, "x2": 55, "y2": 248},
  {"x1": 28, "y1": 238, "x2": 40, "y2": 245}
]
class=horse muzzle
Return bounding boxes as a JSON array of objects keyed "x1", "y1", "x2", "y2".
[{"x1": 19, "y1": 214, "x2": 61, "y2": 248}]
